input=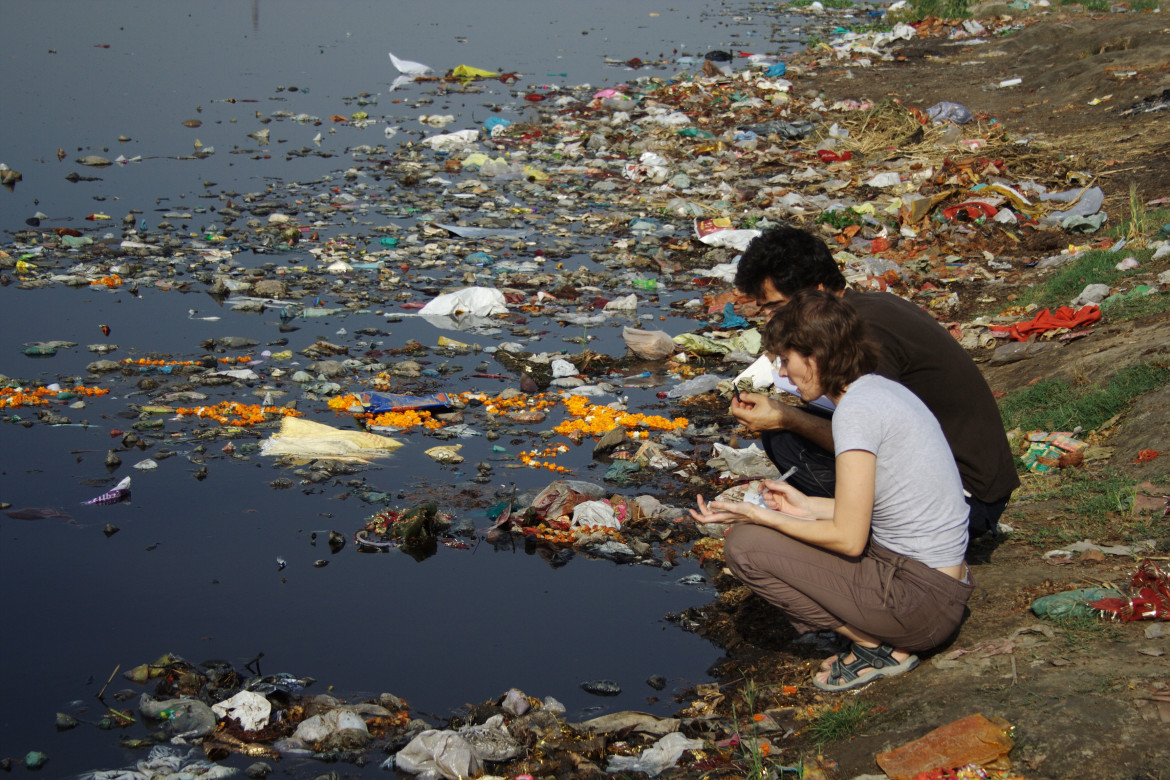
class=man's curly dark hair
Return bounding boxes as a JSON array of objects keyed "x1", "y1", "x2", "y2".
[{"x1": 733, "y1": 226, "x2": 846, "y2": 299}]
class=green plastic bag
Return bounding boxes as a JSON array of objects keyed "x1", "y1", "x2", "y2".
[{"x1": 1030, "y1": 587, "x2": 1123, "y2": 620}]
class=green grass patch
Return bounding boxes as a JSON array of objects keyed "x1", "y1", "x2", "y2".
[
  {"x1": 906, "y1": 0, "x2": 971, "y2": 19},
  {"x1": 1013, "y1": 250, "x2": 1144, "y2": 309},
  {"x1": 809, "y1": 700, "x2": 873, "y2": 747},
  {"x1": 1000, "y1": 361, "x2": 1170, "y2": 433},
  {"x1": 816, "y1": 207, "x2": 866, "y2": 231},
  {"x1": 1010, "y1": 469, "x2": 1167, "y2": 546},
  {"x1": 1099, "y1": 286, "x2": 1170, "y2": 320},
  {"x1": 999, "y1": 203, "x2": 1170, "y2": 323},
  {"x1": 1050, "y1": 611, "x2": 1124, "y2": 650}
]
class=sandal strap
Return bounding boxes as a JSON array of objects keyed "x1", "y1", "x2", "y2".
[
  {"x1": 825, "y1": 643, "x2": 880, "y2": 685},
  {"x1": 850, "y1": 643, "x2": 899, "y2": 670}
]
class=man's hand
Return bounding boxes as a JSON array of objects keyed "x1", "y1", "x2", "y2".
[
  {"x1": 730, "y1": 392, "x2": 836, "y2": 451},
  {"x1": 730, "y1": 392, "x2": 786, "y2": 432}
]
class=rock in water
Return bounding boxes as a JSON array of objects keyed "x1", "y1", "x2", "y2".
[{"x1": 580, "y1": 679, "x2": 621, "y2": 696}]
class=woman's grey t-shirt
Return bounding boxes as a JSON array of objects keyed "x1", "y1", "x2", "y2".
[{"x1": 832, "y1": 374, "x2": 968, "y2": 568}]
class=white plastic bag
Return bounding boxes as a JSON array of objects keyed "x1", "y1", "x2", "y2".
[
  {"x1": 570, "y1": 500, "x2": 621, "y2": 529},
  {"x1": 422, "y1": 129, "x2": 479, "y2": 151},
  {"x1": 418, "y1": 287, "x2": 508, "y2": 317},
  {"x1": 606, "y1": 732, "x2": 705, "y2": 777},
  {"x1": 709, "y1": 442, "x2": 781, "y2": 480},
  {"x1": 395, "y1": 730, "x2": 482, "y2": 780},
  {"x1": 622, "y1": 327, "x2": 675, "y2": 360},
  {"x1": 210, "y1": 690, "x2": 271, "y2": 732}
]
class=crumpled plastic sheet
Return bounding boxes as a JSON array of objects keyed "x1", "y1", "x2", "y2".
[
  {"x1": 605, "y1": 731, "x2": 705, "y2": 777},
  {"x1": 421, "y1": 129, "x2": 478, "y2": 151},
  {"x1": 666, "y1": 374, "x2": 722, "y2": 399},
  {"x1": 1070, "y1": 282, "x2": 1111, "y2": 307},
  {"x1": 673, "y1": 328, "x2": 762, "y2": 357},
  {"x1": 529, "y1": 480, "x2": 607, "y2": 520},
  {"x1": 623, "y1": 327, "x2": 675, "y2": 360},
  {"x1": 570, "y1": 499, "x2": 621, "y2": 529},
  {"x1": 695, "y1": 227, "x2": 761, "y2": 251},
  {"x1": 260, "y1": 417, "x2": 403, "y2": 462},
  {"x1": 78, "y1": 746, "x2": 237, "y2": 780},
  {"x1": 604, "y1": 293, "x2": 638, "y2": 311},
  {"x1": 931, "y1": 624, "x2": 1055, "y2": 670},
  {"x1": 876, "y1": 714, "x2": 1014, "y2": 780},
  {"x1": 392, "y1": 729, "x2": 482, "y2": 780},
  {"x1": 1031, "y1": 587, "x2": 1125, "y2": 619},
  {"x1": 293, "y1": 708, "x2": 369, "y2": 743},
  {"x1": 575, "y1": 710, "x2": 681, "y2": 737},
  {"x1": 709, "y1": 442, "x2": 782, "y2": 480},
  {"x1": 1038, "y1": 185, "x2": 1105, "y2": 226},
  {"x1": 926, "y1": 101, "x2": 973, "y2": 124},
  {"x1": 456, "y1": 714, "x2": 524, "y2": 762},
  {"x1": 418, "y1": 286, "x2": 509, "y2": 317},
  {"x1": 210, "y1": 690, "x2": 271, "y2": 732}
]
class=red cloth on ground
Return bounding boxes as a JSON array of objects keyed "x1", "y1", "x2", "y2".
[{"x1": 1006, "y1": 304, "x2": 1101, "y2": 341}]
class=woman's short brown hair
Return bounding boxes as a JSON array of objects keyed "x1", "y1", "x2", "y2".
[{"x1": 763, "y1": 289, "x2": 878, "y2": 398}]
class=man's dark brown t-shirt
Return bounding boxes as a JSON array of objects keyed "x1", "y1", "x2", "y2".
[{"x1": 846, "y1": 289, "x2": 1020, "y2": 504}]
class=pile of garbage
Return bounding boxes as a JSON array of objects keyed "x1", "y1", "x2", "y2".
[
  {"x1": 5, "y1": 1, "x2": 1159, "y2": 355},
  {"x1": 57, "y1": 651, "x2": 1026, "y2": 780}
]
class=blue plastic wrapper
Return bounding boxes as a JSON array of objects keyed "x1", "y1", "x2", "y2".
[{"x1": 721, "y1": 301, "x2": 749, "y2": 328}]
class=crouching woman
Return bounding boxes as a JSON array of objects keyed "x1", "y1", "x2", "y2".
[{"x1": 691, "y1": 289, "x2": 973, "y2": 691}]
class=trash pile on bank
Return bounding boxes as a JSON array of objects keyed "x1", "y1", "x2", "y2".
[
  {"x1": 45, "y1": 651, "x2": 1035, "y2": 780},
  {"x1": 3, "y1": 2, "x2": 1165, "y2": 369}
]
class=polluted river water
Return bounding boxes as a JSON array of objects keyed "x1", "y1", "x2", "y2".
[{"x1": 0, "y1": 0, "x2": 845, "y2": 775}]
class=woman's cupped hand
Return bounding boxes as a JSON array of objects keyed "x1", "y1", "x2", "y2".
[{"x1": 689, "y1": 479, "x2": 812, "y2": 527}]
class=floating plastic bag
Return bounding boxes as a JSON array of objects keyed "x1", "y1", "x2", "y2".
[
  {"x1": 666, "y1": 374, "x2": 722, "y2": 399},
  {"x1": 623, "y1": 327, "x2": 675, "y2": 360},
  {"x1": 450, "y1": 64, "x2": 497, "y2": 81},
  {"x1": 623, "y1": 152, "x2": 671, "y2": 183},
  {"x1": 605, "y1": 732, "x2": 705, "y2": 777},
  {"x1": 422, "y1": 129, "x2": 479, "y2": 151},
  {"x1": 604, "y1": 294, "x2": 638, "y2": 312},
  {"x1": 418, "y1": 287, "x2": 508, "y2": 317},
  {"x1": 360, "y1": 392, "x2": 458, "y2": 414}
]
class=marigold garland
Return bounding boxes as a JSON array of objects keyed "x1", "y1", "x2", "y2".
[
  {"x1": 173, "y1": 401, "x2": 303, "y2": 427},
  {"x1": 325, "y1": 390, "x2": 688, "y2": 472},
  {"x1": 0, "y1": 384, "x2": 109, "y2": 409},
  {"x1": 120, "y1": 356, "x2": 253, "y2": 367}
]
